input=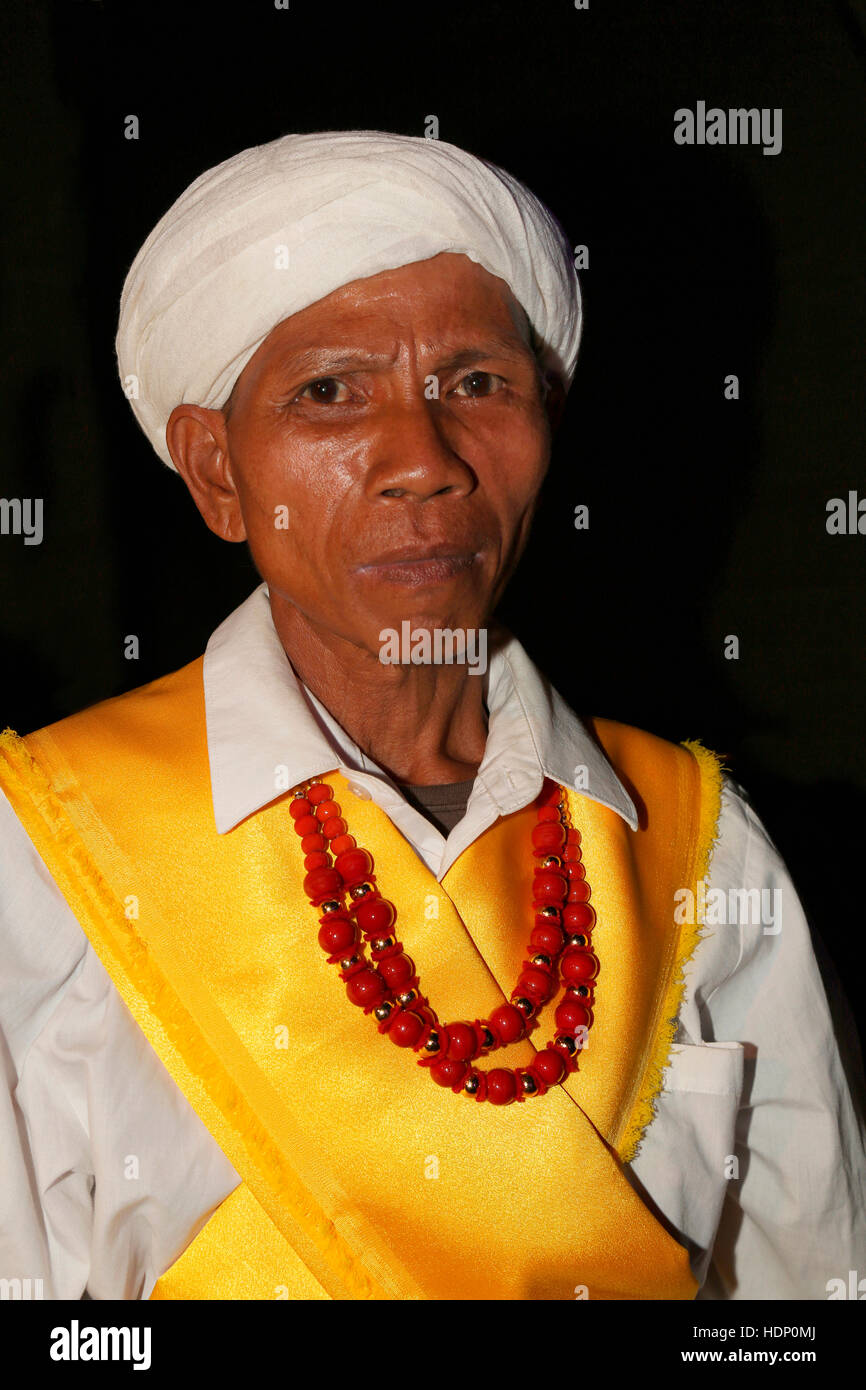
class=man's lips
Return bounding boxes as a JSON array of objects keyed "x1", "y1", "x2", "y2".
[{"x1": 354, "y1": 546, "x2": 480, "y2": 587}]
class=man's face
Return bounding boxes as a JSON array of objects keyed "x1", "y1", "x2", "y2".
[{"x1": 180, "y1": 252, "x2": 556, "y2": 657}]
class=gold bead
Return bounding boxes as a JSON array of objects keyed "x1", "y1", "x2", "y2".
[
  {"x1": 374, "y1": 1002, "x2": 392, "y2": 1022},
  {"x1": 371, "y1": 936, "x2": 395, "y2": 952},
  {"x1": 397, "y1": 989, "x2": 417, "y2": 1006},
  {"x1": 532, "y1": 953, "x2": 552, "y2": 967},
  {"x1": 463, "y1": 1074, "x2": 480, "y2": 1095},
  {"x1": 321, "y1": 900, "x2": 342, "y2": 914},
  {"x1": 424, "y1": 1031, "x2": 440, "y2": 1053},
  {"x1": 555, "y1": 1034, "x2": 577, "y2": 1056},
  {"x1": 339, "y1": 955, "x2": 360, "y2": 970},
  {"x1": 541, "y1": 906, "x2": 559, "y2": 919},
  {"x1": 543, "y1": 855, "x2": 562, "y2": 868},
  {"x1": 350, "y1": 882, "x2": 373, "y2": 899},
  {"x1": 481, "y1": 1027, "x2": 495, "y2": 1050},
  {"x1": 568, "y1": 934, "x2": 587, "y2": 948},
  {"x1": 520, "y1": 1072, "x2": 538, "y2": 1095},
  {"x1": 513, "y1": 997, "x2": 534, "y2": 1017}
]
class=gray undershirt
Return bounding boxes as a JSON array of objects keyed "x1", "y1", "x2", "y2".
[{"x1": 401, "y1": 778, "x2": 476, "y2": 837}]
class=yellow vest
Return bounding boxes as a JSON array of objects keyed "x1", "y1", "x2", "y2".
[{"x1": 0, "y1": 656, "x2": 723, "y2": 1300}]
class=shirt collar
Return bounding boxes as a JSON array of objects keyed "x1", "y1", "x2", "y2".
[{"x1": 203, "y1": 582, "x2": 638, "y2": 835}]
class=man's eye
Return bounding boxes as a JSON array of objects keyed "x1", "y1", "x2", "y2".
[
  {"x1": 298, "y1": 377, "x2": 350, "y2": 404},
  {"x1": 452, "y1": 371, "x2": 502, "y2": 398}
]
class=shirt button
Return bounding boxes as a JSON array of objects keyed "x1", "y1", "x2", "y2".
[{"x1": 348, "y1": 784, "x2": 370, "y2": 800}]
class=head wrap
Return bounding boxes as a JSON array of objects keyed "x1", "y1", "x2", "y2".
[{"x1": 116, "y1": 130, "x2": 582, "y2": 470}]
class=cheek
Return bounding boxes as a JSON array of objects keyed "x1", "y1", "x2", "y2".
[
  {"x1": 475, "y1": 406, "x2": 549, "y2": 513},
  {"x1": 233, "y1": 430, "x2": 348, "y2": 562}
]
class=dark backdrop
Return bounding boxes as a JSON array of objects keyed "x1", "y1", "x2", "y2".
[{"x1": 2, "y1": 0, "x2": 864, "y2": 1058}]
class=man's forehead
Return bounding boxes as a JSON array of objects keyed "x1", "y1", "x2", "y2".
[
  {"x1": 263, "y1": 255, "x2": 520, "y2": 336},
  {"x1": 249, "y1": 259, "x2": 532, "y2": 375}
]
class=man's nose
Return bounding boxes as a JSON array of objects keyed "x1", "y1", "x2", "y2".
[{"x1": 364, "y1": 396, "x2": 476, "y2": 502}]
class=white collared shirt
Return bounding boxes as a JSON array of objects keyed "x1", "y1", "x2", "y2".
[{"x1": 1, "y1": 583, "x2": 864, "y2": 1300}]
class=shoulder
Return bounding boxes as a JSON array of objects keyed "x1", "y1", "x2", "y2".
[
  {"x1": 4, "y1": 657, "x2": 207, "y2": 796},
  {"x1": 587, "y1": 715, "x2": 720, "y2": 782},
  {"x1": 585, "y1": 716, "x2": 728, "y2": 832},
  {"x1": 26, "y1": 655, "x2": 205, "y2": 748}
]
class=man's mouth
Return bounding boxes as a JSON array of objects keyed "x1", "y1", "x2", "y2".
[{"x1": 354, "y1": 545, "x2": 479, "y2": 587}]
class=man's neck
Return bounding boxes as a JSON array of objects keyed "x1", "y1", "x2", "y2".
[{"x1": 269, "y1": 595, "x2": 488, "y2": 786}]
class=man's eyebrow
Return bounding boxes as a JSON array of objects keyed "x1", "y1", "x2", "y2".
[
  {"x1": 272, "y1": 337, "x2": 531, "y2": 379},
  {"x1": 272, "y1": 347, "x2": 397, "y2": 378},
  {"x1": 428, "y1": 338, "x2": 532, "y2": 369}
]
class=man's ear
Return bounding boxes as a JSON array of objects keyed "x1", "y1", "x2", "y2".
[{"x1": 165, "y1": 404, "x2": 247, "y2": 543}]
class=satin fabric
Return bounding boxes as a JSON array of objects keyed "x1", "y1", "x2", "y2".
[{"x1": 0, "y1": 657, "x2": 722, "y2": 1300}]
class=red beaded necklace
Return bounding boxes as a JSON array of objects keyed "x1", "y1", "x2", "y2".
[{"x1": 291, "y1": 777, "x2": 599, "y2": 1105}]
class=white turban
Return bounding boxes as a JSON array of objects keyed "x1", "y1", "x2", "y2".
[{"x1": 116, "y1": 130, "x2": 582, "y2": 470}]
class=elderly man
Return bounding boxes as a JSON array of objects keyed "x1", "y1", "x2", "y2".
[{"x1": 0, "y1": 131, "x2": 863, "y2": 1302}]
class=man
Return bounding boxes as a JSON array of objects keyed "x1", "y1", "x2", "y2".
[{"x1": 1, "y1": 131, "x2": 863, "y2": 1301}]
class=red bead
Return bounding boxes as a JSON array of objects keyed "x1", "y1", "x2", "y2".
[
  {"x1": 563, "y1": 903, "x2": 596, "y2": 931},
  {"x1": 289, "y1": 798, "x2": 312, "y2": 820},
  {"x1": 323, "y1": 816, "x2": 348, "y2": 840},
  {"x1": 378, "y1": 952, "x2": 415, "y2": 990},
  {"x1": 430, "y1": 1057, "x2": 470, "y2": 1088},
  {"x1": 530, "y1": 923, "x2": 565, "y2": 956},
  {"x1": 486, "y1": 1069, "x2": 517, "y2": 1105},
  {"x1": 531, "y1": 822, "x2": 566, "y2": 854},
  {"x1": 567, "y1": 881, "x2": 591, "y2": 903},
  {"x1": 537, "y1": 806, "x2": 561, "y2": 823},
  {"x1": 555, "y1": 998, "x2": 591, "y2": 1032},
  {"x1": 318, "y1": 918, "x2": 357, "y2": 954},
  {"x1": 330, "y1": 834, "x2": 357, "y2": 856},
  {"x1": 303, "y1": 866, "x2": 343, "y2": 903},
  {"x1": 294, "y1": 814, "x2": 319, "y2": 837},
  {"x1": 315, "y1": 800, "x2": 341, "y2": 822},
  {"x1": 533, "y1": 871, "x2": 568, "y2": 904},
  {"x1": 566, "y1": 828, "x2": 581, "y2": 845},
  {"x1": 346, "y1": 968, "x2": 386, "y2": 1009},
  {"x1": 565, "y1": 862, "x2": 586, "y2": 880},
  {"x1": 443, "y1": 1022, "x2": 478, "y2": 1061},
  {"x1": 335, "y1": 848, "x2": 373, "y2": 885},
  {"x1": 355, "y1": 898, "x2": 395, "y2": 934},
  {"x1": 563, "y1": 845, "x2": 582, "y2": 862},
  {"x1": 532, "y1": 1047, "x2": 567, "y2": 1086},
  {"x1": 537, "y1": 782, "x2": 562, "y2": 807},
  {"x1": 390, "y1": 1010, "x2": 425, "y2": 1048},
  {"x1": 304, "y1": 851, "x2": 330, "y2": 871},
  {"x1": 518, "y1": 967, "x2": 556, "y2": 1004},
  {"x1": 488, "y1": 1003, "x2": 525, "y2": 1044},
  {"x1": 307, "y1": 784, "x2": 334, "y2": 804},
  {"x1": 560, "y1": 948, "x2": 599, "y2": 984},
  {"x1": 301, "y1": 832, "x2": 326, "y2": 854}
]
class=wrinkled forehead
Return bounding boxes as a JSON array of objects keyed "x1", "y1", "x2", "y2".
[
  {"x1": 259, "y1": 253, "x2": 534, "y2": 352},
  {"x1": 223, "y1": 253, "x2": 539, "y2": 408}
]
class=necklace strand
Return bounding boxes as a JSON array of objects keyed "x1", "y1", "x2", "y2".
[{"x1": 291, "y1": 777, "x2": 599, "y2": 1104}]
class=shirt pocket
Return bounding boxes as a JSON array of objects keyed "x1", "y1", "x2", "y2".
[{"x1": 662, "y1": 1040, "x2": 745, "y2": 1100}]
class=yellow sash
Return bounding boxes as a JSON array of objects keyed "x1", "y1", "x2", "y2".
[{"x1": 0, "y1": 657, "x2": 723, "y2": 1300}]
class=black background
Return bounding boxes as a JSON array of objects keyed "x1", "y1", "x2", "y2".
[{"x1": 1, "y1": 0, "x2": 864, "y2": 1064}]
